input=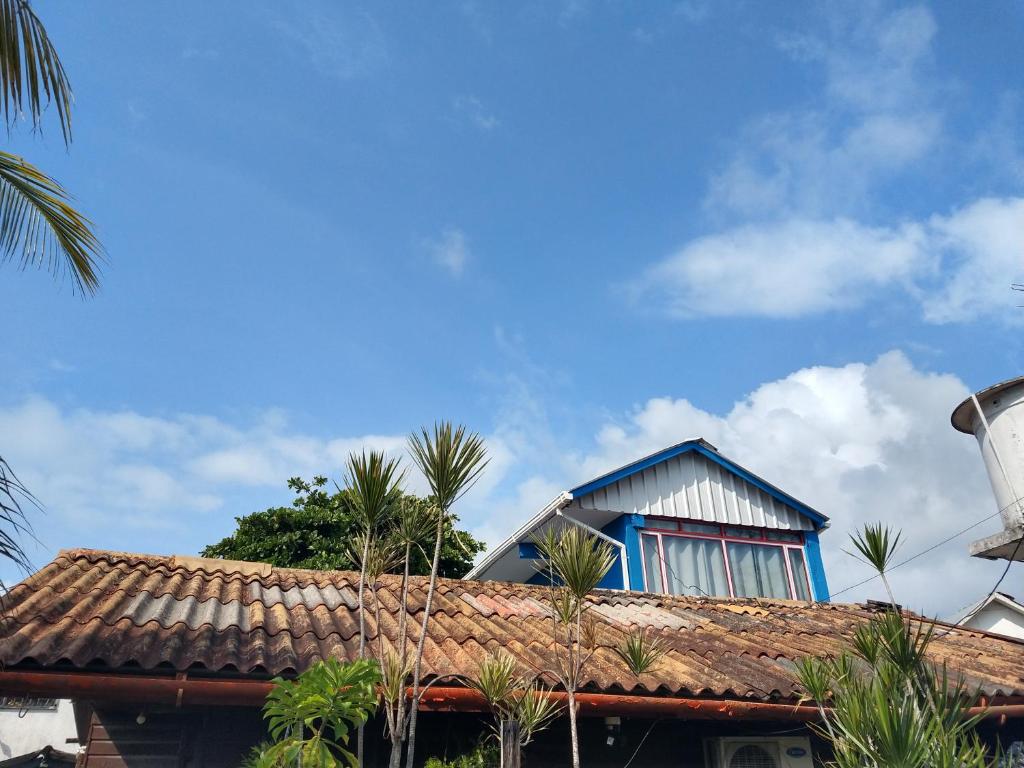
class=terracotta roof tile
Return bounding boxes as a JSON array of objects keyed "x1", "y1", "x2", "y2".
[{"x1": 2, "y1": 548, "x2": 1024, "y2": 702}]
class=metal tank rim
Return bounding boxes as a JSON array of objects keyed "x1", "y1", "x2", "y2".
[{"x1": 951, "y1": 375, "x2": 1024, "y2": 434}]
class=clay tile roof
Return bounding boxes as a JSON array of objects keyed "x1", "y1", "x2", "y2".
[{"x1": 2, "y1": 548, "x2": 1024, "y2": 702}]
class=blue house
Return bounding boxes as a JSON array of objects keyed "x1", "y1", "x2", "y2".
[{"x1": 466, "y1": 439, "x2": 830, "y2": 602}]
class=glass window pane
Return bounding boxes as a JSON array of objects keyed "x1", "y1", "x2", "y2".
[
  {"x1": 642, "y1": 534, "x2": 663, "y2": 593},
  {"x1": 727, "y1": 542, "x2": 790, "y2": 599},
  {"x1": 724, "y1": 526, "x2": 761, "y2": 539},
  {"x1": 765, "y1": 530, "x2": 802, "y2": 543},
  {"x1": 662, "y1": 536, "x2": 729, "y2": 597},
  {"x1": 680, "y1": 522, "x2": 721, "y2": 535},
  {"x1": 644, "y1": 519, "x2": 679, "y2": 531},
  {"x1": 788, "y1": 548, "x2": 812, "y2": 601}
]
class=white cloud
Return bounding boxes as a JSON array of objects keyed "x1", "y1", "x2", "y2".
[
  {"x1": 635, "y1": 197, "x2": 1024, "y2": 321},
  {"x1": 453, "y1": 95, "x2": 500, "y2": 131},
  {"x1": 0, "y1": 352, "x2": 1010, "y2": 617},
  {"x1": 709, "y1": 5, "x2": 940, "y2": 220},
  {"x1": 426, "y1": 227, "x2": 471, "y2": 276},
  {"x1": 921, "y1": 197, "x2": 1024, "y2": 324},
  {"x1": 636, "y1": 5, "x2": 1024, "y2": 323},
  {"x1": 478, "y1": 351, "x2": 1007, "y2": 618},
  {"x1": 270, "y1": 4, "x2": 387, "y2": 80},
  {"x1": 633, "y1": 218, "x2": 928, "y2": 318}
]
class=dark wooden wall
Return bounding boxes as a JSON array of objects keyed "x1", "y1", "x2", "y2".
[{"x1": 80, "y1": 705, "x2": 1024, "y2": 768}]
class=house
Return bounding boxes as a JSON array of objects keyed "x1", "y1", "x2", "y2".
[
  {"x1": 2, "y1": 549, "x2": 1023, "y2": 767},
  {"x1": 958, "y1": 592, "x2": 1024, "y2": 640},
  {"x1": 0, "y1": 697, "x2": 78, "y2": 765},
  {"x1": 467, "y1": 439, "x2": 830, "y2": 603}
]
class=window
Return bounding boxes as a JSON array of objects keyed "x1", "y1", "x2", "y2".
[
  {"x1": 640, "y1": 521, "x2": 812, "y2": 601},
  {"x1": 0, "y1": 695, "x2": 58, "y2": 711}
]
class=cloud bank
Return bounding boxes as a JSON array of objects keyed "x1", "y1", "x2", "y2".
[{"x1": 0, "y1": 351, "x2": 1007, "y2": 617}]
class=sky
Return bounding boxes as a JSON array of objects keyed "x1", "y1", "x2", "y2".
[{"x1": 2, "y1": 1, "x2": 1023, "y2": 618}]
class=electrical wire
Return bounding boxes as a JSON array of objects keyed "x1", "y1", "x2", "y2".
[{"x1": 825, "y1": 509, "x2": 1003, "y2": 601}]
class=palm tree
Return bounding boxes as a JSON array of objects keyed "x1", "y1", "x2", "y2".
[
  {"x1": 0, "y1": 0, "x2": 102, "y2": 293},
  {"x1": 535, "y1": 526, "x2": 615, "y2": 768},
  {"x1": 0, "y1": 0, "x2": 102, "y2": 588},
  {"x1": 383, "y1": 498, "x2": 436, "y2": 768},
  {"x1": 404, "y1": 422, "x2": 487, "y2": 767},
  {"x1": 346, "y1": 450, "x2": 404, "y2": 768}
]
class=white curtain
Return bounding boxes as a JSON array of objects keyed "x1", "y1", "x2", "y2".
[
  {"x1": 662, "y1": 536, "x2": 728, "y2": 597},
  {"x1": 727, "y1": 542, "x2": 789, "y2": 599}
]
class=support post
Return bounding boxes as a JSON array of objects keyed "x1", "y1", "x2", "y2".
[{"x1": 501, "y1": 720, "x2": 520, "y2": 768}]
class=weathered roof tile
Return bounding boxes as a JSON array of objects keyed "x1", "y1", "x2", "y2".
[{"x1": 2, "y1": 548, "x2": 1023, "y2": 702}]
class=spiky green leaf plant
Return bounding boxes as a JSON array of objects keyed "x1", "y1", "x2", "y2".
[
  {"x1": 346, "y1": 450, "x2": 403, "y2": 767},
  {"x1": 533, "y1": 525, "x2": 615, "y2": 768},
  {"x1": 466, "y1": 652, "x2": 561, "y2": 761},
  {"x1": 798, "y1": 525, "x2": 996, "y2": 768},
  {"x1": 404, "y1": 423, "x2": 487, "y2": 768},
  {"x1": 613, "y1": 626, "x2": 669, "y2": 677}
]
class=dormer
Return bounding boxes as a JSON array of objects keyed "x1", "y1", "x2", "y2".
[{"x1": 466, "y1": 439, "x2": 830, "y2": 602}]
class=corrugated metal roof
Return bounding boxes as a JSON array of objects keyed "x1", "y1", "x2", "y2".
[
  {"x1": 572, "y1": 450, "x2": 814, "y2": 531},
  {"x1": 2, "y1": 549, "x2": 1023, "y2": 702}
]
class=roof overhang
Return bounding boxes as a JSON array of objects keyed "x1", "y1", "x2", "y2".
[{"x1": 466, "y1": 493, "x2": 626, "y2": 582}]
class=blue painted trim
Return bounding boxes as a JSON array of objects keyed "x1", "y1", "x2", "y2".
[
  {"x1": 518, "y1": 542, "x2": 540, "y2": 560},
  {"x1": 803, "y1": 530, "x2": 830, "y2": 602},
  {"x1": 570, "y1": 442, "x2": 828, "y2": 529},
  {"x1": 622, "y1": 514, "x2": 645, "y2": 591}
]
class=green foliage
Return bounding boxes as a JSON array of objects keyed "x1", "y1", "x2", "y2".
[
  {"x1": 613, "y1": 626, "x2": 669, "y2": 677},
  {"x1": 252, "y1": 658, "x2": 382, "y2": 768},
  {"x1": 849, "y1": 523, "x2": 901, "y2": 576},
  {"x1": 201, "y1": 476, "x2": 484, "y2": 577},
  {"x1": 0, "y1": 0, "x2": 101, "y2": 294},
  {"x1": 467, "y1": 652, "x2": 562, "y2": 749},
  {"x1": 798, "y1": 524, "x2": 995, "y2": 768},
  {"x1": 423, "y1": 740, "x2": 499, "y2": 768},
  {"x1": 408, "y1": 422, "x2": 489, "y2": 512},
  {"x1": 534, "y1": 525, "x2": 615, "y2": 601}
]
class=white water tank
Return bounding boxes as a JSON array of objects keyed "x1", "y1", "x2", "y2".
[{"x1": 952, "y1": 376, "x2": 1024, "y2": 560}]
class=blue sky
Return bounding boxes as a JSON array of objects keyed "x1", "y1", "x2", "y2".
[{"x1": 2, "y1": 1, "x2": 1022, "y2": 616}]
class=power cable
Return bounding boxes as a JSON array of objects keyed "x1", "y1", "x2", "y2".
[{"x1": 825, "y1": 509, "x2": 1003, "y2": 601}]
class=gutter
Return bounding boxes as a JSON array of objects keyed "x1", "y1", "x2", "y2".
[{"x1": 3, "y1": 670, "x2": 1024, "y2": 721}]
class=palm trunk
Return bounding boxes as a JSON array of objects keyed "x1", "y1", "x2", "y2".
[
  {"x1": 567, "y1": 689, "x2": 580, "y2": 768},
  {"x1": 404, "y1": 509, "x2": 446, "y2": 768},
  {"x1": 356, "y1": 534, "x2": 370, "y2": 768},
  {"x1": 387, "y1": 544, "x2": 413, "y2": 768}
]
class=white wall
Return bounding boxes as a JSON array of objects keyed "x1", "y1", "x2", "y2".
[
  {"x1": 0, "y1": 699, "x2": 78, "y2": 759},
  {"x1": 962, "y1": 603, "x2": 1024, "y2": 640}
]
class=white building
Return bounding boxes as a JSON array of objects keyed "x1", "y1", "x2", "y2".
[
  {"x1": 957, "y1": 592, "x2": 1024, "y2": 640},
  {"x1": 0, "y1": 696, "x2": 78, "y2": 763}
]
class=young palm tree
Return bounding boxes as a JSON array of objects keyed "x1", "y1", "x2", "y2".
[
  {"x1": 0, "y1": 0, "x2": 102, "y2": 594},
  {"x1": 346, "y1": 450, "x2": 404, "y2": 767},
  {"x1": 535, "y1": 526, "x2": 615, "y2": 768},
  {"x1": 467, "y1": 651, "x2": 560, "y2": 765},
  {"x1": 798, "y1": 524, "x2": 993, "y2": 768},
  {"x1": 404, "y1": 422, "x2": 488, "y2": 768},
  {"x1": 383, "y1": 499, "x2": 436, "y2": 768}
]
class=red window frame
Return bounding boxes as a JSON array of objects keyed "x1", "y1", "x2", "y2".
[{"x1": 639, "y1": 519, "x2": 811, "y2": 600}]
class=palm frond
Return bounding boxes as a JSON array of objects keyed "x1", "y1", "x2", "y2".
[
  {"x1": 0, "y1": 454, "x2": 35, "y2": 574},
  {"x1": 0, "y1": 150, "x2": 100, "y2": 294},
  {"x1": 345, "y1": 449, "x2": 404, "y2": 529},
  {"x1": 534, "y1": 526, "x2": 615, "y2": 601},
  {"x1": 0, "y1": 0, "x2": 73, "y2": 144},
  {"x1": 407, "y1": 422, "x2": 488, "y2": 511}
]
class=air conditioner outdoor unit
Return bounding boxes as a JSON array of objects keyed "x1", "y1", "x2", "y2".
[{"x1": 704, "y1": 736, "x2": 814, "y2": 768}]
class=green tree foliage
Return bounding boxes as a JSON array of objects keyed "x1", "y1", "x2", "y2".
[
  {"x1": 798, "y1": 524, "x2": 997, "y2": 768},
  {"x1": 245, "y1": 658, "x2": 382, "y2": 768},
  {"x1": 201, "y1": 476, "x2": 484, "y2": 578}
]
